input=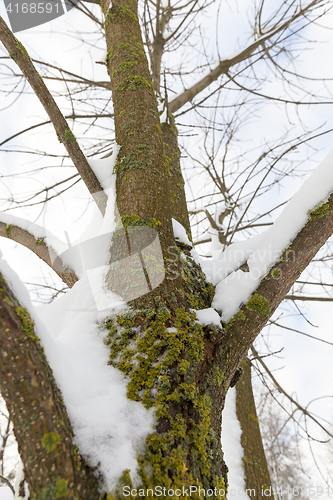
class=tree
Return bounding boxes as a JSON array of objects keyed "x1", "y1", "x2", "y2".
[{"x1": 1, "y1": 0, "x2": 333, "y2": 498}]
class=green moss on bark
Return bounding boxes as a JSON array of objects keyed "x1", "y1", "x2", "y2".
[
  {"x1": 246, "y1": 294, "x2": 270, "y2": 317},
  {"x1": 309, "y1": 201, "x2": 330, "y2": 220},
  {"x1": 16, "y1": 306, "x2": 41, "y2": 344},
  {"x1": 41, "y1": 432, "x2": 62, "y2": 452},
  {"x1": 64, "y1": 129, "x2": 76, "y2": 142},
  {"x1": 5, "y1": 224, "x2": 13, "y2": 237},
  {"x1": 116, "y1": 75, "x2": 151, "y2": 91},
  {"x1": 102, "y1": 306, "x2": 227, "y2": 498}
]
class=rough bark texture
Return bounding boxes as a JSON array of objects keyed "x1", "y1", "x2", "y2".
[
  {"x1": 235, "y1": 359, "x2": 274, "y2": 499},
  {"x1": 0, "y1": 273, "x2": 100, "y2": 499},
  {"x1": 220, "y1": 194, "x2": 333, "y2": 386},
  {"x1": 103, "y1": 0, "x2": 172, "y2": 242},
  {"x1": 103, "y1": 0, "x2": 191, "y2": 310},
  {"x1": 2, "y1": 1, "x2": 333, "y2": 496},
  {"x1": 161, "y1": 120, "x2": 191, "y2": 238}
]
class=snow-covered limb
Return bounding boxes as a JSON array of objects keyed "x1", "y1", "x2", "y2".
[
  {"x1": 193, "y1": 150, "x2": 333, "y2": 321},
  {"x1": 210, "y1": 189, "x2": 333, "y2": 388},
  {"x1": 0, "y1": 173, "x2": 117, "y2": 286},
  {"x1": 0, "y1": 215, "x2": 78, "y2": 288}
]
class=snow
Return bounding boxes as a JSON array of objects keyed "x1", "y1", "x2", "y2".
[
  {"x1": 192, "y1": 150, "x2": 333, "y2": 321},
  {"x1": 55, "y1": 187, "x2": 117, "y2": 278},
  {"x1": 160, "y1": 108, "x2": 167, "y2": 124},
  {"x1": 0, "y1": 250, "x2": 34, "y2": 310},
  {"x1": 14, "y1": 460, "x2": 29, "y2": 499},
  {"x1": 2, "y1": 140, "x2": 333, "y2": 492},
  {"x1": 0, "y1": 154, "x2": 157, "y2": 491},
  {"x1": 0, "y1": 488, "x2": 14, "y2": 500},
  {"x1": 0, "y1": 213, "x2": 46, "y2": 239},
  {"x1": 88, "y1": 144, "x2": 120, "y2": 190},
  {"x1": 0, "y1": 153, "x2": 120, "y2": 280},
  {"x1": 172, "y1": 218, "x2": 192, "y2": 246},
  {"x1": 34, "y1": 275, "x2": 155, "y2": 490},
  {"x1": 158, "y1": 99, "x2": 168, "y2": 123},
  {"x1": 194, "y1": 307, "x2": 221, "y2": 326},
  {"x1": 0, "y1": 250, "x2": 155, "y2": 492},
  {"x1": 221, "y1": 388, "x2": 249, "y2": 499}
]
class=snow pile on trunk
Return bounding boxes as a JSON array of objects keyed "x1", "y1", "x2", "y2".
[
  {"x1": 35, "y1": 276, "x2": 155, "y2": 490},
  {"x1": 172, "y1": 218, "x2": 192, "y2": 246},
  {"x1": 0, "y1": 152, "x2": 157, "y2": 491}
]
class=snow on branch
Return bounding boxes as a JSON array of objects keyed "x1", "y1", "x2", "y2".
[
  {"x1": 0, "y1": 214, "x2": 78, "y2": 288},
  {"x1": 193, "y1": 150, "x2": 333, "y2": 322}
]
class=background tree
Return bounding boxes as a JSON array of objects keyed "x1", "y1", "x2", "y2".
[{"x1": 0, "y1": 0, "x2": 333, "y2": 498}]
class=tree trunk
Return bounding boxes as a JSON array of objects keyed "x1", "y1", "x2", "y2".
[
  {"x1": 2, "y1": 0, "x2": 333, "y2": 497},
  {"x1": 0, "y1": 273, "x2": 100, "y2": 499},
  {"x1": 235, "y1": 359, "x2": 274, "y2": 499}
]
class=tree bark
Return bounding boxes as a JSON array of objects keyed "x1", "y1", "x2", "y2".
[
  {"x1": 0, "y1": 273, "x2": 100, "y2": 498},
  {"x1": 161, "y1": 120, "x2": 191, "y2": 238},
  {"x1": 2, "y1": 1, "x2": 333, "y2": 497},
  {"x1": 235, "y1": 359, "x2": 274, "y2": 499}
]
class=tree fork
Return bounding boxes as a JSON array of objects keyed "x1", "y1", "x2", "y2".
[
  {"x1": 161, "y1": 119, "x2": 191, "y2": 238},
  {"x1": 0, "y1": 273, "x2": 100, "y2": 499},
  {"x1": 103, "y1": 0, "x2": 192, "y2": 309}
]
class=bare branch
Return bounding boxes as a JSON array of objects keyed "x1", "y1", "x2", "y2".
[
  {"x1": 0, "y1": 17, "x2": 106, "y2": 212},
  {"x1": 285, "y1": 295, "x2": 333, "y2": 301},
  {"x1": 223, "y1": 191, "x2": 333, "y2": 385},
  {"x1": 251, "y1": 345, "x2": 333, "y2": 439},
  {"x1": 0, "y1": 474, "x2": 15, "y2": 494},
  {"x1": 169, "y1": 0, "x2": 327, "y2": 113}
]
